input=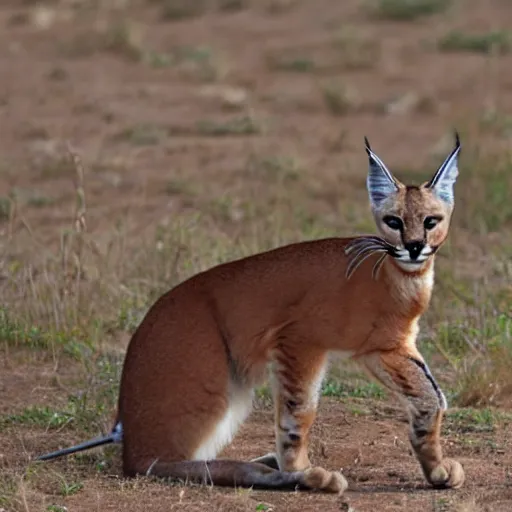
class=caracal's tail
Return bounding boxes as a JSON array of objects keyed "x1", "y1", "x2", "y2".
[{"x1": 35, "y1": 422, "x2": 122, "y2": 461}]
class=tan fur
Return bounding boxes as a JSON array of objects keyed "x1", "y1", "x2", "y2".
[
  {"x1": 38, "y1": 142, "x2": 465, "y2": 494},
  {"x1": 376, "y1": 185, "x2": 452, "y2": 251}
]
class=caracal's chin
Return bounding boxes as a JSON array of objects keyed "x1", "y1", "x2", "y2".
[{"x1": 393, "y1": 258, "x2": 430, "y2": 273}]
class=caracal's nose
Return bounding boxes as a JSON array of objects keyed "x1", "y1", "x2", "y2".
[{"x1": 404, "y1": 241, "x2": 424, "y2": 260}]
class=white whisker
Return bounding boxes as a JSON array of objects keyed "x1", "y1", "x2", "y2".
[
  {"x1": 371, "y1": 252, "x2": 388, "y2": 280},
  {"x1": 345, "y1": 235, "x2": 400, "y2": 279},
  {"x1": 346, "y1": 248, "x2": 386, "y2": 279},
  {"x1": 348, "y1": 243, "x2": 388, "y2": 260}
]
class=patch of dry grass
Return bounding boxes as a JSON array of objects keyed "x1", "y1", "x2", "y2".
[{"x1": 3, "y1": 137, "x2": 511, "y2": 414}]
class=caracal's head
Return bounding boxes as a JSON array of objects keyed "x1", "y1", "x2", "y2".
[{"x1": 365, "y1": 133, "x2": 460, "y2": 273}]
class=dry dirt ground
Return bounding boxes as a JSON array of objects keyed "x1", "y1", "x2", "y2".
[
  {"x1": 0, "y1": 0, "x2": 511, "y2": 511},
  {"x1": 1, "y1": 356, "x2": 511, "y2": 511}
]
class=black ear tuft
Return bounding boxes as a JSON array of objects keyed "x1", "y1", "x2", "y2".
[
  {"x1": 454, "y1": 130, "x2": 461, "y2": 150},
  {"x1": 364, "y1": 136, "x2": 372, "y2": 155}
]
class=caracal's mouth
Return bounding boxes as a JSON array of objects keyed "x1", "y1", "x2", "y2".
[{"x1": 392, "y1": 245, "x2": 435, "y2": 271}]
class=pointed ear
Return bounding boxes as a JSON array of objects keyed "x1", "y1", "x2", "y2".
[
  {"x1": 365, "y1": 137, "x2": 399, "y2": 209},
  {"x1": 425, "y1": 132, "x2": 461, "y2": 205}
]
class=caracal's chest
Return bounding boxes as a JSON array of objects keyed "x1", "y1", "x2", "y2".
[{"x1": 386, "y1": 262, "x2": 435, "y2": 313}]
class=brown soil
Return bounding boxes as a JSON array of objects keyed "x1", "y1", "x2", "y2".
[
  {"x1": 2, "y1": 355, "x2": 511, "y2": 511},
  {"x1": 1, "y1": 0, "x2": 511, "y2": 511}
]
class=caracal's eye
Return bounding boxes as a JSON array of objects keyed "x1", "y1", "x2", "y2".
[
  {"x1": 383, "y1": 215, "x2": 403, "y2": 231},
  {"x1": 424, "y1": 216, "x2": 442, "y2": 230}
]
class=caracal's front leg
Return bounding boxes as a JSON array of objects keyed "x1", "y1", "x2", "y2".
[
  {"x1": 271, "y1": 346, "x2": 329, "y2": 472},
  {"x1": 251, "y1": 345, "x2": 347, "y2": 493},
  {"x1": 359, "y1": 348, "x2": 465, "y2": 489}
]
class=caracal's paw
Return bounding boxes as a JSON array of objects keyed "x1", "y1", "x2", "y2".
[
  {"x1": 429, "y1": 458, "x2": 465, "y2": 489},
  {"x1": 302, "y1": 466, "x2": 348, "y2": 494}
]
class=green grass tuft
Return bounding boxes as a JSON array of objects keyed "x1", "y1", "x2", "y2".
[
  {"x1": 48, "y1": 505, "x2": 71, "y2": 511},
  {"x1": 266, "y1": 52, "x2": 316, "y2": 73},
  {"x1": 438, "y1": 30, "x2": 512, "y2": 55},
  {"x1": 1, "y1": 406, "x2": 74, "y2": 431},
  {"x1": 0, "y1": 308, "x2": 92, "y2": 358},
  {"x1": 196, "y1": 115, "x2": 263, "y2": 136},
  {"x1": 58, "y1": 479, "x2": 84, "y2": 497},
  {"x1": 322, "y1": 379, "x2": 386, "y2": 399},
  {"x1": 0, "y1": 196, "x2": 12, "y2": 220},
  {"x1": 369, "y1": 0, "x2": 449, "y2": 21},
  {"x1": 444, "y1": 408, "x2": 512, "y2": 434}
]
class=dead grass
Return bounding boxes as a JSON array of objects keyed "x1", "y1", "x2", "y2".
[
  {"x1": 172, "y1": 45, "x2": 231, "y2": 82},
  {"x1": 3, "y1": 134, "x2": 510, "y2": 418},
  {"x1": 321, "y1": 81, "x2": 361, "y2": 115},
  {"x1": 333, "y1": 26, "x2": 381, "y2": 70},
  {"x1": 62, "y1": 19, "x2": 145, "y2": 61}
]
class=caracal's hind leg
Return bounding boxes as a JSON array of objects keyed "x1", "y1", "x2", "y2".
[
  {"x1": 121, "y1": 310, "x2": 346, "y2": 494},
  {"x1": 359, "y1": 348, "x2": 465, "y2": 489},
  {"x1": 270, "y1": 345, "x2": 326, "y2": 471},
  {"x1": 147, "y1": 459, "x2": 347, "y2": 493}
]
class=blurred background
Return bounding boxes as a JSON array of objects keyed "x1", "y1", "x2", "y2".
[{"x1": 0, "y1": 1, "x2": 511, "y2": 510}]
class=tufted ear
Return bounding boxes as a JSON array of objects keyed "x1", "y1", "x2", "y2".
[
  {"x1": 365, "y1": 137, "x2": 399, "y2": 210},
  {"x1": 425, "y1": 132, "x2": 461, "y2": 205}
]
